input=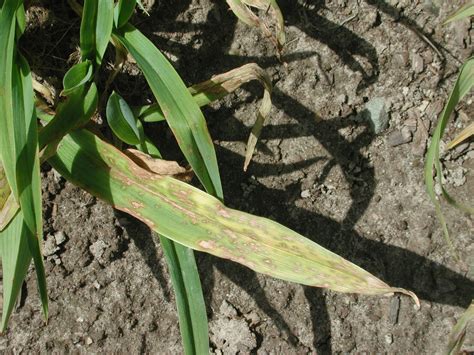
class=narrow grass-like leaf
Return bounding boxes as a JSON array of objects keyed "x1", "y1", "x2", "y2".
[
  {"x1": 445, "y1": 3, "x2": 474, "y2": 24},
  {"x1": 424, "y1": 57, "x2": 474, "y2": 257},
  {"x1": 446, "y1": 301, "x2": 474, "y2": 355},
  {"x1": 0, "y1": 0, "x2": 21, "y2": 196},
  {"x1": 0, "y1": 211, "x2": 32, "y2": 331},
  {"x1": 61, "y1": 60, "x2": 93, "y2": 96},
  {"x1": 49, "y1": 129, "x2": 419, "y2": 305},
  {"x1": 12, "y1": 53, "x2": 48, "y2": 323},
  {"x1": 160, "y1": 237, "x2": 209, "y2": 354},
  {"x1": 114, "y1": 24, "x2": 223, "y2": 199},
  {"x1": 80, "y1": 0, "x2": 114, "y2": 65},
  {"x1": 0, "y1": 1, "x2": 48, "y2": 325},
  {"x1": 79, "y1": 0, "x2": 97, "y2": 61},
  {"x1": 114, "y1": 0, "x2": 136, "y2": 28},
  {"x1": 106, "y1": 91, "x2": 140, "y2": 145},
  {"x1": 447, "y1": 122, "x2": 474, "y2": 149},
  {"x1": 14, "y1": 2, "x2": 25, "y2": 38}
]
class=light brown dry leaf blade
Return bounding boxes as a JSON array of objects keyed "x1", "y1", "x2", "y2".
[{"x1": 189, "y1": 63, "x2": 272, "y2": 171}]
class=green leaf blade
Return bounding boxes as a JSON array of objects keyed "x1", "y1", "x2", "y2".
[
  {"x1": 114, "y1": 0, "x2": 136, "y2": 28},
  {"x1": 0, "y1": 2, "x2": 48, "y2": 327},
  {"x1": 106, "y1": 91, "x2": 141, "y2": 145},
  {"x1": 160, "y1": 237, "x2": 209, "y2": 354},
  {"x1": 80, "y1": 0, "x2": 114, "y2": 65},
  {"x1": 0, "y1": 211, "x2": 32, "y2": 331},
  {"x1": 424, "y1": 57, "x2": 474, "y2": 257},
  {"x1": 61, "y1": 60, "x2": 93, "y2": 96},
  {"x1": 113, "y1": 25, "x2": 223, "y2": 199},
  {"x1": 445, "y1": 3, "x2": 474, "y2": 24}
]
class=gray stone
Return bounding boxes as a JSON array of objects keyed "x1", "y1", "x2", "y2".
[
  {"x1": 362, "y1": 97, "x2": 389, "y2": 134},
  {"x1": 43, "y1": 236, "x2": 59, "y2": 257},
  {"x1": 412, "y1": 53, "x2": 424, "y2": 74},
  {"x1": 54, "y1": 231, "x2": 67, "y2": 245},
  {"x1": 387, "y1": 128, "x2": 412, "y2": 147},
  {"x1": 301, "y1": 189, "x2": 311, "y2": 199},
  {"x1": 89, "y1": 240, "x2": 108, "y2": 260}
]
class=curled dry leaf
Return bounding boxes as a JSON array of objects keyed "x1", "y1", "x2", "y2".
[
  {"x1": 447, "y1": 121, "x2": 474, "y2": 150},
  {"x1": 190, "y1": 63, "x2": 272, "y2": 171},
  {"x1": 226, "y1": 0, "x2": 285, "y2": 54},
  {"x1": 124, "y1": 148, "x2": 194, "y2": 182}
]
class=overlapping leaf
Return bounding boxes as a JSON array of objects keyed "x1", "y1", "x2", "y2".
[
  {"x1": 114, "y1": 0, "x2": 136, "y2": 28},
  {"x1": 106, "y1": 91, "x2": 141, "y2": 145}
]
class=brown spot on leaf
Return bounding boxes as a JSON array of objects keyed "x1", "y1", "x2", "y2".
[{"x1": 199, "y1": 240, "x2": 217, "y2": 249}]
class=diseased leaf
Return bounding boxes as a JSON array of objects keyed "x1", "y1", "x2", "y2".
[
  {"x1": 0, "y1": 193, "x2": 19, "y2": 232},
  {"x1": 124, "y1": 149, "x2": 193, "y2": 182},
  {"x1": 133, "y1": 127, "x2": 209, "y2": 355},
  {"x1": 49, "y1": 129, "x2": 419, "y2": 305}
]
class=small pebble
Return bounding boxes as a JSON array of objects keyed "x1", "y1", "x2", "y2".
[
  {"x1": 412, "y1": 53, "x2": 424, "y2": 74},
  {"x1": 301, "y1": 190, "x2": 311, "y2": 199},
  {"x1": 89, "y1": 240, "x2": 107, "y2": 260},
  {"x1": 362, "y1": 97, "x2": 389, "y2": 134},
  {"x1": 385, "y1": 333, "x2": 394, "y2": 345},
  {"x1": 387, "y1": 128, "x2": 412, "y2": 147},
  {"x1": 43, "y1": 237, "x2": 59, "y2": 257},
  {"x1": 54, "y1": 231, "x2": 67, "y2": 245},
  {"x1": 85, "y1": 337, "x2": 93, "y2": 345}
]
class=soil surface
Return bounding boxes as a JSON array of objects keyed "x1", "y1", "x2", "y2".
[{"x1": 2, "y1": 0, "x2": 474, "y2": 353}]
